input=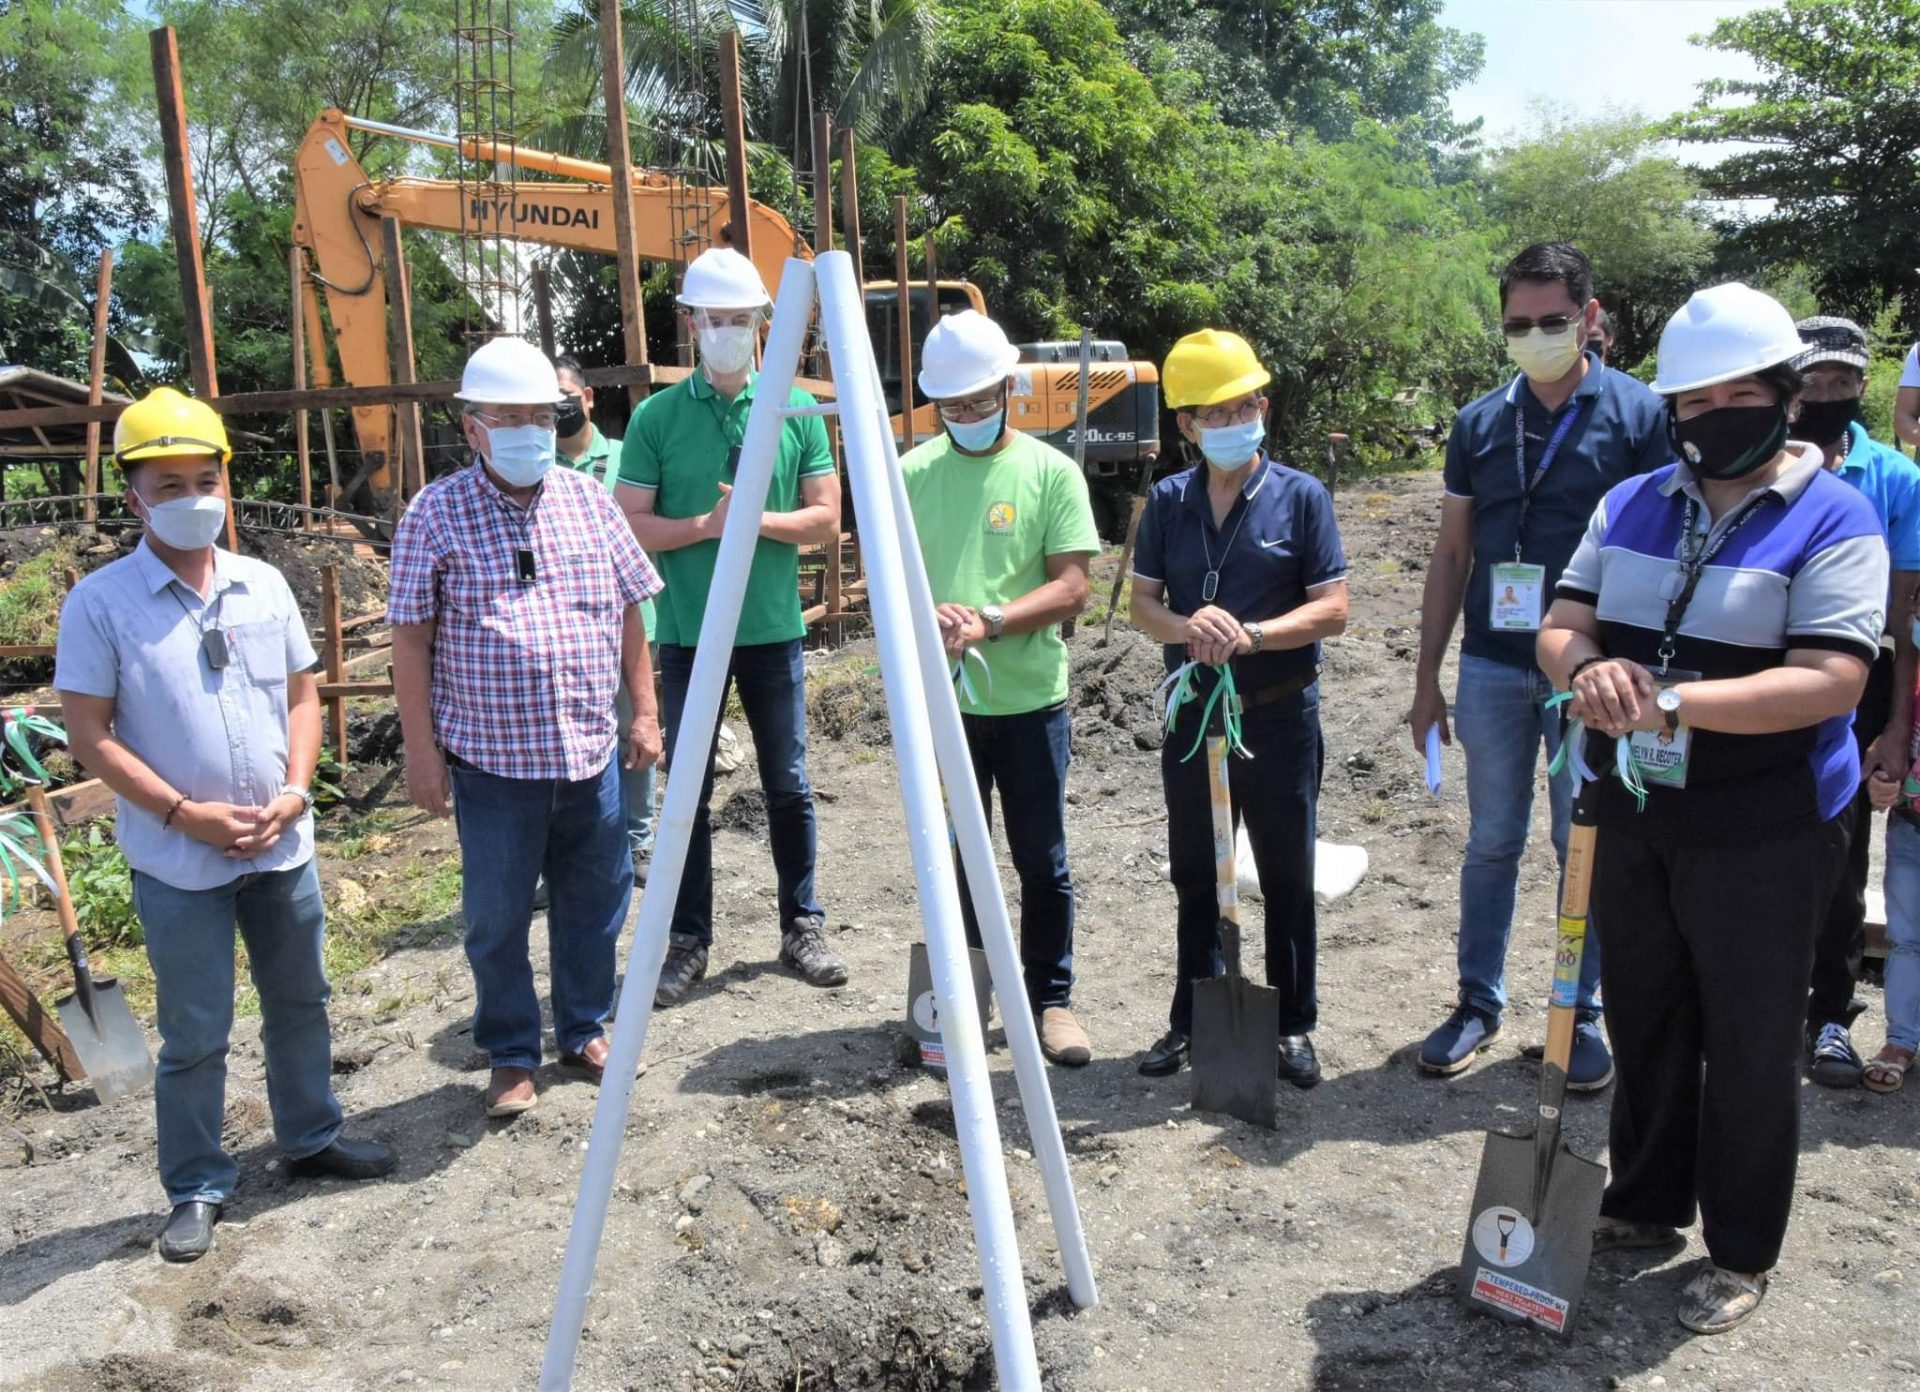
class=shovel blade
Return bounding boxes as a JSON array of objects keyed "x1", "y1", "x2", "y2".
[
  {"x1": 1457, "y1": 1128, "x2": 1606, "y2": 1338},
  {"x1": 1189, "y1": 974, "x2": 1279, "y2": 1130},
  {"x1": 55, "y1": 978, "x2": 152, "y2": 1102}
]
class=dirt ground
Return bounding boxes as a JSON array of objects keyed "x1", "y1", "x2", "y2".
[{"x1": 3, "y1": 469, "x2": 1918, "y2": 1392}]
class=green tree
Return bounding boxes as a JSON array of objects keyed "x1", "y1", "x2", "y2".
[
  {"x1": 1671, "y1": 0, "x2": 1920, "y2": 335},
  {"x1": 1483, "y1": 110, "x2": 1715, "y2": 369}
]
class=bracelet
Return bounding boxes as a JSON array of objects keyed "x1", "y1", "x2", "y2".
[
  {"x1": 1567, "y1": 654, "x2": 1608, "y2": 685},
  {"x1": 162, "y1": 795, "x2": 188, "y2": 829}
]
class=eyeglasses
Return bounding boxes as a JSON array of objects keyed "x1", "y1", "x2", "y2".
[
  {"x1": 937, "y1": 392, "x2": 1005, "y2": 422},
  {"x1": 1500, "y1": 313, "x2": 1585, "y2": 338},
  {"x1": 1191, "y1": 398, "x2": 1263, "y2": 429},
  {"x1": 475, "y1": 408, "x2": 559, "y2": 431}
]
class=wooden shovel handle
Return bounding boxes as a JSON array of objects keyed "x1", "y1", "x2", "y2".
[
  {"x1": 23, "y1": 785, "x2": 88, "y2": 956},
  {"x1": 1542, "y1": 811, "x2": 1599, "y2": 1075}
]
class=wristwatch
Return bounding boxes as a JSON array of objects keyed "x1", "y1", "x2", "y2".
[
  {"x1": 279, "y1": 782, "x2": 316, "y2": 814},
  {"x1": 1245, "y1": 621, "x2": 1265, "y2": 654},
  {"x1": 981, "y1": 605, "x2": 1006, "y2": 642},
  {"x1": 1656, "y1": 686, "x2": 1683, "y2": 733}
]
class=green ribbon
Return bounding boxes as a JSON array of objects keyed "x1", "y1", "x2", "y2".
[
  {"x1": 951, "y1": 646, "x2": 993, "y2": 709},
  {"x1": 0, "y1": 812, "x2": 56, "y2": 928},
  {"x1": 1545, "y1": 692, "x2": 1647, "y2": 811},
  {"x1": 1159, "y1": 660, "x2": 1248, "y2": 763},
  {"x1": 2, "y1": 706, "x2": 66, "y2": 787}
]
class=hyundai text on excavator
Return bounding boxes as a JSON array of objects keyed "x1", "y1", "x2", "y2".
[{"x1": 291, "y1": 109, "x2": 1158, "y2": 533}]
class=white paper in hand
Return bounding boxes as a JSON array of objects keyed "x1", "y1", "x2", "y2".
[{"x1": 1424, "y1": 724, "x2": 1445, "y2": 796}]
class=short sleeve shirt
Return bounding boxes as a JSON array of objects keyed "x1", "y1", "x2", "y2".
[
  {"x1": 1132, "y1": 456, "x2": 1347, "y2": 689},
  {"x1": 901, "y1": 432, "x2": 1101, "y2": 715},
  {"x1": 54, "y1": 542, "x2": 318, "y2": 892},
  {"x1": 1443, "y1": 354, "x2": 1672, "y2": 670},
  {"x1": 1829, "y1": 420, "x2": 1920, "y2": 579},
  {"x1": 564, "y1": 426, "x2": 654, "y2": 642},
  {"x1": 619, "y1": 372, "x2": 835, "y2": 648},
  {"x1": 387, "y1": 462, "x2": 661, "y2": 781}
]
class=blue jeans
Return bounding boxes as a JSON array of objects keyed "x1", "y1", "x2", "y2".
[
  {"x1": 449, "y1": 753, "x2": 633, "y2": 1069},
  {"x1": 616, "y1": 685, "x2": 657, "y2": 857},
  {"x1": 1453, "y1": 652, "x2": 1601, "y2": 1016},
  {"x1": 659, "y1": 639, "x2": 822, "y2": 946},
  {"x1": 1163, "y1": 684, "x2": 1323, "y2": 1036},
  {"x1": 133, "y1": 857, "x2": 343, "y2": 1207},
  {"x1": 1882, "y1": 816, "x2": 1920, "y2": 1053},
  {"x1": 955, "y1": 704, "x2": 1076, "y2": 1010}
]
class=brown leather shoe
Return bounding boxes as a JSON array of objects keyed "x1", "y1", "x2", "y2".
[
  {"x1": 484, "y1": 1066, "x2": 537, "y2": 1118},
  {"x1": 1039, "y1": 1007, "x2": 1092, "y2": 1067},
  {"x1": 559, "y1": 1037, "x2": 610, "y2": 1083}
]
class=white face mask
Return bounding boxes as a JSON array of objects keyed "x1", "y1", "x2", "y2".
[
  {"x1": 136, "y1": 490, "x2": 227, "y2": 550},
  {"x1": 482, "y1": 423, "x2": 557, "y2": 488},
  {"x1": 698, "y1": 323, "x2": 758, "y2": 375}
]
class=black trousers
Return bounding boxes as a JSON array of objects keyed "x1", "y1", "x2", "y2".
[
  {"x1": 1808, "y1": 645, "x2": 1894, "y2": 1029},
  {"x1": 1162, "y1": 684, "x2": 1323, "y2": 1037},
  {"x1": 1595, "y1": 816, "x2": 1846, "y2": 1273}
]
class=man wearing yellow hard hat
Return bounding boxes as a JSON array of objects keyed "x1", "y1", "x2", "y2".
[
  {"x1": 55, "y1": 387, "x2": 395, "y2": 1263},
  {"x1": 1129, "y1": 330, "x2": 1349, "y2": 1086}
]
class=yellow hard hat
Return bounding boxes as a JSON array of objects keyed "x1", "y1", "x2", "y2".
[
  {"x1": 113, "y1": 386, "x2": 231, "y2": 465},
  {"x1": 1162, "y1": 329, "x2": 1270, "y2": 410}
]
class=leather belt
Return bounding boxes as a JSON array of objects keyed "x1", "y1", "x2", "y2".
[{"x1": 1237, "y1": 666, "x2": 1321, "y2": 710}]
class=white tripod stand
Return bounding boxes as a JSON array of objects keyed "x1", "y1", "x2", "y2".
[{"x1": 540, "y1": 252, "x2": 1097, "y2": 1392}]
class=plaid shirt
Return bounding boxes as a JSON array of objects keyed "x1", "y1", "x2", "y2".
[{"x1": 389, "y1": 461, "x2": 662, "y2": 781}]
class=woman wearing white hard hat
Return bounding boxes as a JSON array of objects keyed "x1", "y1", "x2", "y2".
[{"x1": 1539, "y1": 283, "x2": 1889, "y2": 1334}]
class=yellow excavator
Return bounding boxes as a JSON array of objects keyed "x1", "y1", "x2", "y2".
[{"x1": 291, "y1": 109, "x2": 1159, "y2": 530}]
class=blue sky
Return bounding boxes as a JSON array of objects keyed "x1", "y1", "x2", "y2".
[{"x1": 1442, "y1": 0, "x2": 1777, "y2": 150}]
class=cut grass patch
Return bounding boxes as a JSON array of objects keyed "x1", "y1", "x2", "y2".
[{"x1": 0, "y1": 539, "x2": 77, "y2": 648}]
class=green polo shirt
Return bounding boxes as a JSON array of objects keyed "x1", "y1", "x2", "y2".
[
  {"x1": 564, "y1": 425, "x2": 654, "y2": 640},
  {"x1": 900, "y1": 431, "x2": 1100, "y2": 716},
  {"x1": 620, "y1": 372, "x2": 834, "y2": 647}
]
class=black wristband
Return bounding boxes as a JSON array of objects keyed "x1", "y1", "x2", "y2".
[
  {"x1": 162, "y1": 794, "x2": 188, "y2": 829},
  {"x1": 1567, "y1": 654, "x2": 1608, "y2": 686}
]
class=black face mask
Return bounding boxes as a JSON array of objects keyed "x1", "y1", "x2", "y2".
[
  {"x1": 556, "y1": 397, "x2": 588, "y2": 437},
  {"x1": 1794, "y1": 395, "x2": 1861, "y2": 446},
  {"x1": 1668, "y1": 403, "x2": 1789, "y2": 481}
]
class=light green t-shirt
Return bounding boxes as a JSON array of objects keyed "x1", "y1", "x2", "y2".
[
  {"x1": 901, "y1": 431, "x2": 1100, "y2": 716},
  {"x1": 620, "y1": 372, "x2": 835, "y2": 648},
  {"x1": 564, "y1": 425, "x2": 654, "y2": 641}
]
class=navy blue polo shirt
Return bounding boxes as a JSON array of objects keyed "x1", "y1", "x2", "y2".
[
  {"x1": 1131, "y1": 455, "x2": 1347, "y2": 689},
  {"x1": 1443, "y1": 351, "x2": 1671, "y2": 670}
]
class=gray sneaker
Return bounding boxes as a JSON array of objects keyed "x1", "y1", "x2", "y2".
[
  {"x1": 779, "y1": 915, "x2": 848, "y2": 987},
  {"x1": 654, "y1": 932, "x2": 709, "y2": 1006}
]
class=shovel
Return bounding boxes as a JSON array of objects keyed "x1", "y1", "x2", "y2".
[
  {"x1": 1189, "y1": 697, "x2": 1279, "y2": 1130},
  {"x1": 1457, "y1": 779, "x2": 1605, "y2": 1336},
  {"x1": 25, "y1": 784, "x2": 151, "y2": 1101}
]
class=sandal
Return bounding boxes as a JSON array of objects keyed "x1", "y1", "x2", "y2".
[{"x1": 1864, "y1": 1045, "x2": 1914, "y2": 1095}]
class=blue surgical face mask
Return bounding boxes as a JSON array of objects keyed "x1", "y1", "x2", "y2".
[
  {"x1": 1198, "y1": 418, "x2": 1265, "y2": 470},
  {"x1": 136, "y1": 490, "x2": 228, "y2": 550},
  {"x1": 944, "y1": 409, "x2": 1006, "y2": 454},
  {"x1": 483, "y1": 423, "x2": 556, "y2": 487}
]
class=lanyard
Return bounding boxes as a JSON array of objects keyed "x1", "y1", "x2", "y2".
[
  {"x1": 1511, "y1": 394, "x2": 1589, "y2": 561},
  {"x1": 1199, "y1": 462, "x2": 1262, "y2": 603},
  {"x1": 1655, "y1": 492, "x2": 1772, "y2": 672}
]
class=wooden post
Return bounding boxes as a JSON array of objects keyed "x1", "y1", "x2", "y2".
[
  {"x1": 837, "y1": 128, "x2": 863, "y2": 283},
  {"x1": 812, "y1": 114, "x2": 834, "y2": 255},
  {"x1": 150, "y1": 26, "x2": 235, "y2": 552},
  {"x1": 290, "y1": 246, "x2": 312, "y2": 530},
  {"x1": 600, "y1": 0, "x2": 650, "y2": 385},
  {"x1": 322, "y1": 563, "x2": 347, "y2": 768},
  {"x1": 532, "y1": 262, "x2": 557, "y2": 360},
  {"x1": 378, "y1": 217, "x2": 426, "y2": 501},
  {"x1": 81, "y1": 249, "x2": 112, "y2": 528},
  {"x1": 893, "y1": 197, "x2": 916, "y2": 451},
  {"x1": 720, "y1": 30, "x2": 753, "y2": 264},
  {"x1": 0, "y1": 950, "x2": 82, "y2": 1084}
]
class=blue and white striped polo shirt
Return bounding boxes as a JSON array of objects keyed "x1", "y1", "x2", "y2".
[{"x1": 1556, "y1": 446, "x2": 1888, "y2": 842}]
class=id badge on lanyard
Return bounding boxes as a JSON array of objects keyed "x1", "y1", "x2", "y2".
[
  {"x1": 1628, "y1": 670, "x2": 1699, "y2": 789},
  {"x1": 1492, "y1": 392, "x2": 1586, "y2": 633}
]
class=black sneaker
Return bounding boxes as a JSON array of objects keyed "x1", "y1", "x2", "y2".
[
  {"x1": 654, "y1": 931, "x2": 709, "y2": 1006},
  {"x1": 1808, "y1": 1021, "x2": 1864, "y2": 1089},
  {"x1": 779, "y1": 915, "x2": 849, "y2": 987}
]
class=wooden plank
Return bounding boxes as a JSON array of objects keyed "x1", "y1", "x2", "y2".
[
  {"x1": 720, "y1": 31, "x2": 753, "y2": 263},
  {"x1": 600, "y1": 0, "x2": 650, "y2": 379},
  {"x1": 317, "y1": 681, "x2": 393, "y2": 700},
  {"x1": 0, "y1": 949, "x2": 83, "y2": 1084},
  {"x1": 0, "y1": 645, "x2": 57, "y2": 658},
  {"x1": 893, "y1": 198, "x2": 916, "y2": 451},
  {"x1": 82, "y1": 249, "x2": 112, "y2": 527},
  {"x1": 290, "y1": 246, "x2": 312, "y2": 530},
  {"x1": 0, "y1": 777, "x2": 115, "y2": 829},
  {"x1": 322, "y1": 564, "x2": 346, "y2": 767},
  {"x1": 812, "y1": 115, "x2": 834, "y2": 256},
  {"x1": 838, "y1": 128, "x2": 863, "y2": 283},
  {"x1": 339, "y1": 610, "x2": 389, "y2": 633},
  {"x1": 378, "y1": 217, "x2": 426, "y2": 501}
]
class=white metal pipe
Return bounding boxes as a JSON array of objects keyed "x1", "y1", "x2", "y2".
[
  {"x1": 866, "y1": 358, "x2": 1099, "y2": 1311},
  {"x1": 817, "y1": 252, "x2": 1041, "y2": 1388},
  {"x1": 540, "y1": 259, "x2": 820, "y2": 1392}
]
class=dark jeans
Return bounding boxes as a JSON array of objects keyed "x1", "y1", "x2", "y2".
[
  {"x1": 1596, "y1": 815, "x2": 1845, "y2": 1273},
  {"x1": 448, "y1": 754, "x2": 633, "y2": 1069},
  {"x1": 954, "y1": 703, "x2": 1075, "y2": 1010},
  {"x1": 1808, "y1": 644, "x2": 1893, "y2": 1030},
  {"x1": 1163, "y1": 683, "x2": 1323, "y2": 1037},
  {"x1": 659, "y1": 639, "x2": 822, "y2": 946}
]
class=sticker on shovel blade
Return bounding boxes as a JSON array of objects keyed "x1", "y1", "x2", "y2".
[
  {"x1": 911, "y1": 990, "x2": 942, "y2": 1035},
  {"x1": 1471, "y1": 1206, "x2": 1536, "y2": 1268},
  {"x1": 1470, "y1": 1267, "x2": 1569, "y2": 1334}
]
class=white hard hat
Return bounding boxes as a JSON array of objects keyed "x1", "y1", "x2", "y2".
[
  {"x1": 677, "y1": 247, "x2": 771, "y2": 310},
  {"x1": 918, "y1": 310, "x2": 1021, "y2": 400},
  {"x1": 1650, "y1": 283, "x2": 1806, "y2": 395},
  {"x1": 456, "y1": 336, "x2": 564, "y2": 405}
]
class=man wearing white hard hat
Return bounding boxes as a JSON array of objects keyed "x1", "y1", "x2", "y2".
[
  {"x1": 901, "y1": 309, "x2": 1102, "y2": 1066},
  {"x1": 390, "y1": 337, "x2": 665, "y2": 1119},
  {"x1": 617, "y1": 247, "x2": 847, "y2": 1004},
  {"x1": 1540, "y1": 283, "x2": 1888, "y2": 1334}
]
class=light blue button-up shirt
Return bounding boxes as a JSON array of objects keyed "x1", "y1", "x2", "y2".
[{"x1": 54, "y1": 540, "x2": 319, "y2": 891}]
